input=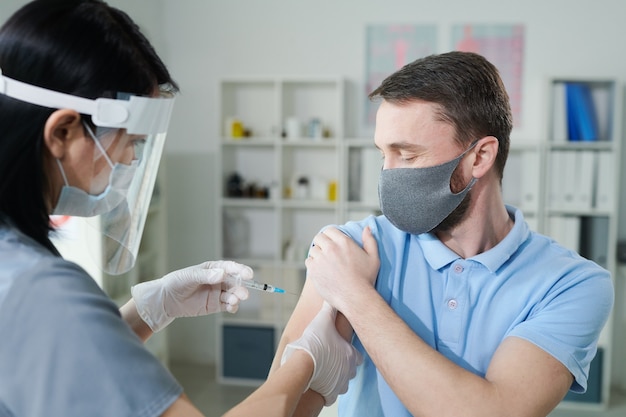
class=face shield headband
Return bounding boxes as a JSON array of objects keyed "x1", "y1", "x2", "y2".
[
  {"x1": 0, "y1": 70, "x2": 176, "y2": 275},
  {"x1": 0, "y1": 69, "x2": 175, "y2": 135}
]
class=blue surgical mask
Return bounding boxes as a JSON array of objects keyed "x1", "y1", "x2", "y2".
[
  {"x1": 378, "y1": 143, "x2": 477, "y2": 235},
  {"x1": 52, "y1": 125, "x2": 137, "y2": 217}
]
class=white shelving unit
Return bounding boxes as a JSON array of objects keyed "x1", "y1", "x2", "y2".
[
  {"x1": 505, "y1": 77, "x2": 622, "y2": 411},
  {"x1": 51, "y1": 169, "x2": 170, "y2": 367},
  {"x1": 215, "y1": 77, "x2": 335, "y2": 383},
  {"x1": 502, "y1": 140, "x2": 543, "y2": 231},
  {"x1": 543, "y1": 77, "x2": 621, "y2": 411},
  {"x1": 215, "y1": 76, "x2": 383, "y2": 385}
]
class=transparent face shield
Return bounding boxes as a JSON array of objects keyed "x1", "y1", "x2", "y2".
[
  {"x1": 0, "y1": 70, "x2": 176, "y2": 274},
  {"x1": 84, "y1": 125, "x2": 168, "y2": 275}
]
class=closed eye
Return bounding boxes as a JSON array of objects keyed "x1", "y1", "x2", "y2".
[{"x1": 400, "y1": 154, "x2": 418, "y2": 162}]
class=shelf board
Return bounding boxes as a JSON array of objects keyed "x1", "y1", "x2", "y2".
[
  {"x1": 280, "y1": 199, "x2": 337, "y2": 209},
  {"x1": 546, "y1": 208, "x2": 612, "y2": 217},
  {"x1": 548, "y1": 141, "x2": 614, "y2": 151},
  {"x1": 221, "y1": 197, "x2": 275, "y2": 208},
  {"x1": 281, "y1": 139, "x2": 338, "y2": 147},
  {"x1": 221, "y1": 137, "x2": 276, "y2": 146}
]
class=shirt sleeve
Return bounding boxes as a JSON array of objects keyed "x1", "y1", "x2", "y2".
[
  {"x1": 0, "y1": 256, "x2": 183, "y2": 417},
  {"x1": 507, "y1": 259, "x2": 614, "y2": 393}
]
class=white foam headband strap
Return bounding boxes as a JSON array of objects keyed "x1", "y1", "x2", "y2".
[{"x1": 0, "y1": 69, "x2": 175, "y2": 135}]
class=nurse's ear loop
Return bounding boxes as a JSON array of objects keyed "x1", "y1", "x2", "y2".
[
  {"x1": 53, "y1": 123, "x2": 115, "y2": 192},
  {"x1": 83, "y1": 123, "x2": 115, "y2": 168}
]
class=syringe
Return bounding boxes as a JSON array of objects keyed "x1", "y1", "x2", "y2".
[{"x1": 225, "y1": 274, "x2": 286, "y2": 294}]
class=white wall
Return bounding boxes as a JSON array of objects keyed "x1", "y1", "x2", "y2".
[
  {"x1": 159, "y1": 0, "x2": 626, "y2": 365},
  {"x1": 2, "y1": 0, "x2": 626, "y2": 366},
  {"x1": 161, "y1": 0, "x2": 626, "y2": 154}
]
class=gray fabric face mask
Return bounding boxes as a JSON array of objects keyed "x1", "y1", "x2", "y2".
[{"x1": 378, "y1": 143, "x2": 477, "y2": 235}]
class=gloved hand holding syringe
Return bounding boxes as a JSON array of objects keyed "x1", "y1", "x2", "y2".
[
  {"x1": 131, "y1": 261, "x2": 297, "y2": 334},
  {"x1": 226, "y1": 273, "x2": 294, "y2": 294}
]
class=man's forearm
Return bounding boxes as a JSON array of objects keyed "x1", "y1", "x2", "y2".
[
  {"x1": 341, "y1": 287, "x2": 499, "y2": 417},
  {"x1": 340, "y1": 287, "x2": 571, "y2": 417}
]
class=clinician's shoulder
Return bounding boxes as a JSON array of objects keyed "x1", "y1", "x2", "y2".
[
  {"x1": 0, "y1": 228, "x2": 125, "y2": 361},
  {"x1": 0, "y1": 227, "x2": 109, "y2": 314}
]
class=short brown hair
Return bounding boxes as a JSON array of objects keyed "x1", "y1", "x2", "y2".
[{"x1": 369, "y1": 51, "x2": 512, "y2": 180}]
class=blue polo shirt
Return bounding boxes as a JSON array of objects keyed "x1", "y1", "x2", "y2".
[{"x1": 336, "y1": 206, "x2": 614, "y2": 416}]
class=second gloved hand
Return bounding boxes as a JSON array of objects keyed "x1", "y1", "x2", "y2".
[
  {"x1": 131, "y1": 260, "x2": 253, "y2": 332},
  {"x1": 280, "y1": 302, "x2": 363, "y2": 405}
]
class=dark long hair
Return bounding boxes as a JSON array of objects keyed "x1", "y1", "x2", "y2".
[{"x1": 0, "y1": 0, "x2": 178, "y2": 252}]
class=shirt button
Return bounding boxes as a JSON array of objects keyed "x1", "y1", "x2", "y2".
[
  {"x1": 447, "y1": 299, "x2": 458, "y2": 310},
  {"x1": 453, "y1": 264, "x2": 464, "y2": 273}
]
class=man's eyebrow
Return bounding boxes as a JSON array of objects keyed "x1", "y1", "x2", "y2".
[{"x1": 376, "y1": 141, "x2": 425, "y2": 152}]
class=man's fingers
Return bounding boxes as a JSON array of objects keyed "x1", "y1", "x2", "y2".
[{"x1": 361, "y1": 226, "x2": 379, "y2": 256}]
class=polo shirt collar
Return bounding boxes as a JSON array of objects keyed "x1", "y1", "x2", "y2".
[{"x1": 417, "y1": 205, "x2": 530, "y2": 273}]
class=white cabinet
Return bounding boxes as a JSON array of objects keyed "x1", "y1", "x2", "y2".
[
  {"x1": 542, "y1": 78, "x2": 620, "y2": 410},
  {"x1": 51, "y1": 169, "x2": 170, "y2": 366},
  {"x1": 344, "y1": 138, "x2": 384, "y2": 220},
  {"x1": 215, "y1": 77, "x2": 358, "y2": 384},
  {"x1": 502, "y1": 141, "x2": 543, "y2": 231},
  {"x1": 520, "y1": 78, "x2": 622, "y2": 410},
  {"x1": 506, "y1": 78, "x2": 621, "y2": 411}
]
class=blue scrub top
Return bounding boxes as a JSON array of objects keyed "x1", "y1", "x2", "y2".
[
  {"x1": 336, "y1": 206, "x2": 614, "y2": 417},
  {"x1": 0, "y1": 224, "x2": 182, "y2": 417}
]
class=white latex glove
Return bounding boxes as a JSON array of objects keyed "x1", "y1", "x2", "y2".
[
  {"x1": 281, "y1": 302, "x2": 363, "y2": 405},
  {"x1": 131, "y1": 260, "x2": 253, "y2": 332}
]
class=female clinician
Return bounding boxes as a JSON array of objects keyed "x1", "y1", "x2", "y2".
[{"x1": 0, "y1": 1, "x2": 360, "y2": 416}]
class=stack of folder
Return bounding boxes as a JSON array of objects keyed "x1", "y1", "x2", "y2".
[
  {"x1": 548, "y1": 150, "x2": 614, "y2": 212},
  {"x1": 547, "y1": 150, "x2": 614, "y2": 254},
  {"x1": 547, "y1": 79, "x2": 615, "y2": 268},
  {"x1": 565, "y1": 82, "x2": 600, "y2": 141},
  {"x1": 551, "y1": 81, "x2": 612, "y2": 142}
]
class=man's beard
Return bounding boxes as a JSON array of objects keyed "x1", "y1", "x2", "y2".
[{"x1": 430, "y1": 169, "x2": 472, "y2": 234}]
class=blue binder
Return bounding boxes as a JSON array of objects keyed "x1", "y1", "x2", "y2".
[{"x1": 565, "y1": 83, "x2": 600, "y2": 141}]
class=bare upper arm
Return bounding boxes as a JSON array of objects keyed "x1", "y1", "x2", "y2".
[
  {"x1": 485, "y1": 336, "x2": 573, "y2": 417},
  {"x1": 284, "y1": 275, "x2": 326, "y2": 338}
]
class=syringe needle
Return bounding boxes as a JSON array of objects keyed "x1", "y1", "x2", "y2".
[{"x1": 225, "y1": 274, "x2": 292, "y2": 294}]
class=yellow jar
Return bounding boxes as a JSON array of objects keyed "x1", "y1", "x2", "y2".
[{"x1": 328, "y1": 180, "x2": 338, "y2": 201}]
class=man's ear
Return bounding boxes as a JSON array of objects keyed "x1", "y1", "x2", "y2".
[
  {"x1": 43, "y1": 109, "x2": 84, "y2": 159},
  {"x1": 471, "y1": 136, "x2": 499, "y2": 178}
]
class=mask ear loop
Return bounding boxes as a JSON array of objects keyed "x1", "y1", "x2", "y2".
[
  {"x1": 453, "y1": 139, "x2": 481, "y2": 195},
  {"x1": 55, "y1": 159, "x2": 70, "y2": 186},
  {"x1": 83, "y1": 122, "x2": 114, "y2": 169},
  {"x1": 461, "y1": 139, "x2": 480, "y2": 157}
]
